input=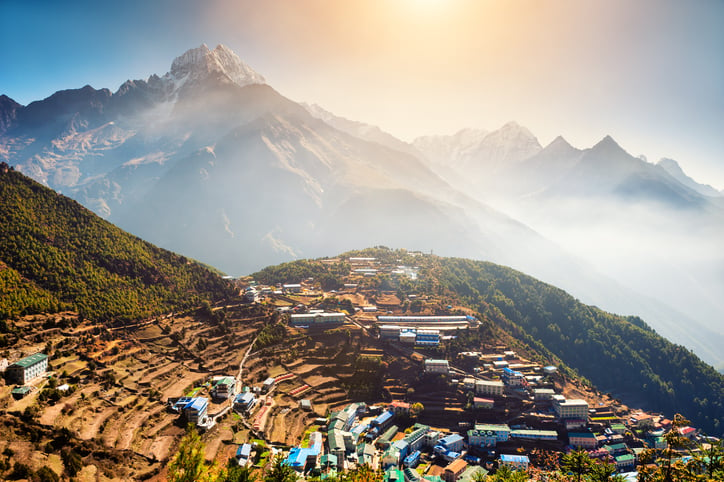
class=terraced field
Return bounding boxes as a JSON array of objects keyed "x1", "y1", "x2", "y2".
[{"x1": 0, "y1": 305, "x2": 269, "y2": 479}]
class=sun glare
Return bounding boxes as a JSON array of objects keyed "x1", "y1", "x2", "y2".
[{"x1": 407, "y1": 0, "x2": 449, "y2": 9}]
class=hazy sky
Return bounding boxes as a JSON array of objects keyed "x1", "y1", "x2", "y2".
[{"x1": 2, "y1": 0, "x2": 723, "y2": 188}]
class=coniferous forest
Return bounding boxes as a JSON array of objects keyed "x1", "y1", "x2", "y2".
[{"x1": 0, "y1": 166, "x2": 233, "y2": 322}]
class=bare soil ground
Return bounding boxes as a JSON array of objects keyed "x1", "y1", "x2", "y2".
[
  {"x1": 0, "y1": 305, "x2": 269, "y2": 480},
  {"x1": 0, "y1": 285, "x2": 616, "y2": 480}
]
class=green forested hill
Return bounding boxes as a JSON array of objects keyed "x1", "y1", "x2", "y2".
[
  {"x1": 0, "y1": 165, "x2": 233, "y2": 322},
  {"x1": 0, "y1": 261, "x2": 66, "y2": 318},
  {"x1": 432, "y1": 256, "x2": 723, "y2": 436},
  {"x1": 254, "y1": 247, "x2": 723, "y2": 435}
]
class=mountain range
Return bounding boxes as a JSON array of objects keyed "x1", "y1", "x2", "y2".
[{"x1": 1, "y1": 43, "x2": 722, "y2": 369}]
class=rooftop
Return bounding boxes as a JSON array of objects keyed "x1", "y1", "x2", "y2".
[
  {"x1": 10, "y1": 352, "x2": 48, "y2": 369},
  {"x1": 500, "y1": 454, "x2": 530, "y2": 463},
  {"x1": 446, "y1": 458, "x2": 467, "y2": 473},
  {"x1": 186, "y1": 397, "x2": 208, "y2": 412},
  {"x1": 474, "y1": 423, "x2": 510, "y2": 432}
]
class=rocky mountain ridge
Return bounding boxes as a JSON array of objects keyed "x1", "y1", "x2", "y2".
[{"x1": 1, "y1": 43, "x2": 723, "y2": 370}]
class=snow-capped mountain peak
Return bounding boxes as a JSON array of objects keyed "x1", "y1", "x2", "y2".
[{"x1": 169, "y1": 43, "x2": 265, "y2": 88}]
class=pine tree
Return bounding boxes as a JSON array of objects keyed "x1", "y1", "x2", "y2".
[{"x1": 168, "y1": 426, "x2": 206, "y2": 482}]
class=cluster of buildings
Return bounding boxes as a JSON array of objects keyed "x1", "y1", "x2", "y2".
[
  {"x1": 265, "y1": 395, "x2": 703, "y2": 480},
  {"x1": 381, "y1": 326, "x2": 441, "y2": 347}
]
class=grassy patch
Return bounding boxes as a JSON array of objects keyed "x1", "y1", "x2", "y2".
[
  {"x1": 251, "y1": 438, "x2": 267, "y2": 448},
  {"x1": 185, "y1": 386, "x2": 202, "y2": 397},
  {"x1": 267, "y1": 366, "x2": 287, "y2": 377},
  {"x1": 300, "y1": 425, "x2": 320, "y2": 448}
]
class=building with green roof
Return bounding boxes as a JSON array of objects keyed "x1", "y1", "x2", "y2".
[
  {"x1": 458, "y1": 466, "x2": 488, "y2": 482},
  {"x1": 614, "y1": 453, "x2": 635, "y2": 471},
  {"x1": 11, "y1": 386, "x2": 31, "y2": 399},
  {"x1": 404, "y1": 424, "x2": 430, "y2": 452},
  {"x1": 385, "y1": 467, "x2": 405, "y2": 482},
  {"x1": 7, "y1": 353, "x2": 48, "y2": 384},
  {"x1": 377, "y1": 425, "x2": 399, "y2": 450}
]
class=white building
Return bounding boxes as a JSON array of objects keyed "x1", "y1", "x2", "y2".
[
  {"x1": 475, "y1": 379, "x2": 504, "y2": 397},
  {"x1": 211, "y1": 376, "x2": 236, "y2": 399},
  {"x1": 290, "y1": 312, "x2": 345, "y2": 326},
  {"x1": 6, "y1": 353, "x2": 48, "y2": 384},
  {"x1": 468, "y1": 424, "x2": 511, "y2": 447},
  {"x1": 283, "y1": 284, "x2": 302, "y2": 293},
  {"x1": 379, "y1": 325, "x2": 401, "y2": 340},
  {"x1": 424, "y1": 359, "x2": 450, "y2": 374},
  {"x1": 553, "y1": 398, "x2": 589, "y2": 420},
  {"x1": 533, "y1": 388, "x2": 555, "y2": 401}
]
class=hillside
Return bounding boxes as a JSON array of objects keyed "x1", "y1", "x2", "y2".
[
  {"x1": 431, "y1": 256, "x2": 724, "y2": 435},
  {"x1": 254, "y1": 248, "x2": 724, "y2": 435},
  {"x1": 3, "y1": 44, "x2": 723, "y2": 371},
  {"x1": 0, "y1": 164, "x2": 233, "y2": 322}
]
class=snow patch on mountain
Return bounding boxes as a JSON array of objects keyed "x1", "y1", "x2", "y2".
[{"x1": 413, "y1": 128, "x2": 489, "y2": 166}]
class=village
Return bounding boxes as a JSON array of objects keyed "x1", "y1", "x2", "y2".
[
  {"x1": 148, "y1": 255, "x2": 715, "y2": 480},
  {"x1": 0, "y1": 254, "x2": 717, "y2": 480}
]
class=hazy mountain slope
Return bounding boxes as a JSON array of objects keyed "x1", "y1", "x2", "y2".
[
  {"x1": 420, "y1": 126, "x2": 724, "y2": 367},
  {"x1": 657, "y1": 157, "x2": 723, "y2": 198},
  {"x1": 0, "y1": 164, "x2": 231, "y2": 321},
  {"x1": 302, "y1": 102, "x2": 422, "y2": 159},
  {"x1": 413, "y1": 128, "x2": 489, "y2": 166},
  {"x1": 116, "y1": 109, "x2": 547, "y2": 275}
]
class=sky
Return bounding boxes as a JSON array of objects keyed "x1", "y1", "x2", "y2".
[{"x1": 2, "y1": 0, "x2": 723, "y2": 188}]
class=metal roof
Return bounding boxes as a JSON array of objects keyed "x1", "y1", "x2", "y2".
[
  {"x1": 500, "y1": 454, "x2": 529, "y2": 463},
  {"x1": 186, "y1": 397, "x2": 208, "y2": 412},
  {"x1": 10, "y1": 352, "x2": 47, "y2": 369}
]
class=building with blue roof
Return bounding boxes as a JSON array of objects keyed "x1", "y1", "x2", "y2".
[
  {"x1": 415, "y1": 329, "x2": 440, "y2": 347},
  {"x1": 184, "y1": 397, "x2": 208, "y2": 424},
  {"x1": 236, "y1": 444, "x2": 252, "y2": 465},
  {"x1": 285, "y1": 431, "x2": 323, "y2": 471},
  {"x1": 372, "y1": 410, "x2": 394, "y2": 431},
  {"x1": 501, "y1": 367, "x2": 525, "y2": 387},
  {"x1": 173, "y1": 396, "x2": 193, "y2": 411},
  {"x1": 403, "y1": 450, "x2": 421, "y2": 468},
  {"x1": 234, "y1": 392, "x2": 257, "y2": 413},
  {"x1": 434, "y1": 433, "x2": 465, "y2": 462},
  {"x1": 437, "y1": 434, "x2": 465, "y2": 452}
]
